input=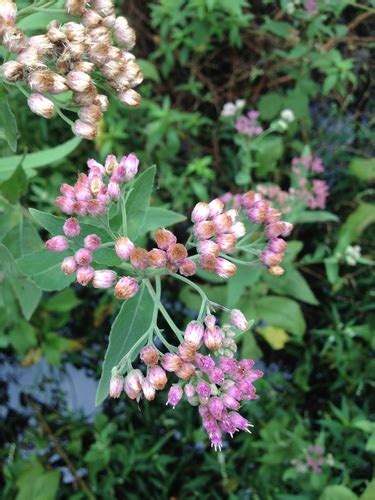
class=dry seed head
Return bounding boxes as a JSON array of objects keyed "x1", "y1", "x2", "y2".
[{"x1": 2, "y1": 60, "x2": 23, "y2": 82}]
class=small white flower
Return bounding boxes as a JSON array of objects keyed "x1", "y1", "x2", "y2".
[
  {"x1": 345, "y1": 245, "x2": 361, "y2": 266},
  {"x1": 281, "y1": 109, "x2": 295, "y2": 122},
  {"x1": 221, "y1": 102, "x2": 236, "y2": 117},
  {"x1": 235, "y1": 99, "x2": 246, "y2": 110}
]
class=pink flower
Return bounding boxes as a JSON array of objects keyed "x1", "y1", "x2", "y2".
[
  {"x1": 61, "y1": 256, "x2": 77, "y2": 275},
  {"x1": 114, "y1": 276, "x2": 139, "y2": 300},
  {"x1": 84, "y1": 234, "x2": 101, "y2": 250},
  {"x1": 166, "y1": 385, "x2": 183, "y2": 408},
  {"x1": 215, "y1": 258, "x2": 236, "y2": 279},
  {"x1": 142, "y1": 379, "x2": 156, "y2": 401},
  {"x1": 45, "y1": 235, "x2": 69, "y2": 252},
  {"x1": 191, "y1": 202, "x2": 210, "y2": 223},
  {"x1": 92, "y1": 270, "x2": 117, "y2": 289},
  {"x1": 140, "y1": 346, "x2": 160, "y2": 366},
  {"x1": 147, "y1": 366, "x2": 168, "y2": 390},
  {"x1": 109, "y1": 374, "x2": 124, "y2": 398},
  {"x1": 76, "y1": 265, "x2": 95, "y2": 286},
  {"x1": 204, "y1": 326, "x2": 223, "y2": 351},
  {"x1": 63, "y1": 217, "x2": 81, "y2": 237},
  {"x1": 120, "y1": 153, "x2": 139, "y2": 180},
  {"x1": 115, "y1": 237, "x2": 135, "y2": 260},
  {"x1": 184, "y1": 321, "x2": 204, "y2": 347},
  {"x1": 230, "y1": 309, "x2": 249, "y2": 331},
  {"x1": 75, "y1": 248, "x2": 92, "y2": 266}
]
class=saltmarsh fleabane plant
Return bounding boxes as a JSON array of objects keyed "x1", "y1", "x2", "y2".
[
  {"x1": 0, "y1": 0, "x2": 142, "y2": 139},
  {"x1": 43, "y1": 153, "x2": 293, "y2": 450}
]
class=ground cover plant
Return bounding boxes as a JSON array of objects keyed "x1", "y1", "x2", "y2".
[{"x1": 0, "y1": 0, "x2": 374, "y2": 499}]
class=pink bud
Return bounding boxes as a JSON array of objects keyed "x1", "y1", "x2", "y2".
[
  {"x1": 209, "y1": 367, "x2": 225, "y2": 385},
  {"x1": 195, "y1": 353, "x2": 215, "y2": 373},
  {"x1": 0, "y1": 1, "x2": 17, "y2": 22},
  {"x1": 66, "y1": 70, "x2": 91, "y2": 92},
  {"x1": 221, "y1": 394, "x2": 240, "y2": 410},
  {"x1": 147, "y1": 366, "x2": 168, "y2": 390},
  {"x1": 75, "y1": 248, "x2": 92, "y2": 266},
  {"x1": 63, "y1": 217, "x2": 81, "y2": 237},
  {"x1": 111, "y1": 166, "x2": 127, "y2": 184},
  {"x1": 92, "y1": 270, "x2": 117, "y2": 289},
  {"x1": 104, "y1": 154, "x2": 118, "y2": 175},
  {"x1": 154, "y1": 228, "x2": 177, "y2": 250},
  {"x1": 179, "y1": 259, "x2": 196, "y2": 277},
  {"x1": 86, "y1": 199, "x2": 106, "y2": 216},
  {"x1": 203, "y1": 326, "x2": 223, "y2": 351},
  {"x1": 216, "y1": 233, "x2": 237, "y2": 253},
  {"x1": 212, "y1": 214, "x2": 233, "y2": 234},
  {"x1": 248, "y1": 200, "x2": 269, "y2": 223},
  {"x1": 197, "y1": 240, "x2": 220, "y2": 257},
  {"x1": 118, "y1": 89, "x2": 141, "y2": 106},
  {"x1": 107, "y1": 181, "x2": 121, "y2": 200},
  {"x1": 60, "y1": 183, "x2": 75, "y2": 198},
  {"x1": 268, "y1": 238, "x2": 287, "y2": 253},
  {"x1": 142, "y1": 379, "x2": 156, "y2": 401},
  {"x1": 109, "y1": 374, "x2": 124, "y2": 398},
  {"x1": 161, "y1": 353, "x2": 182, "y2": 372},
  {"x1": 229, "y1": 411, "x2": 252, "y2": 432},
  {"x1": 114, "y1": 276, "x2": 139, "y2": 300},
  {"x1": 260, "y1": 250, "x2": 284, "y2": 266},
  {"x1": 56, "y1": 196, "x2": 75, "y2": 214},
  {"x1": 184, "y1": 321, "x2": 204, "y2": 347},
  {"x1": 177, "y1": 341, "x2": 197, "y2": 363},
  {"x1": 120, "y1": 153, "x2": 139, "y2": 181},
  {"x1": 61, "y1": 256, "x2": 77, "y2": 275},
  {"x1": 208, "y1": 397, "x2": 224, "y2": 419},
  {"x1": 194, "y1": 221, "x2": 215, "y2": 240},
  {"x1": 84, "y1": 234, "x2": 101, "y2": 250},
  {"x1": 265, "y1": 221, "x2": 291, "y2": 239},
  {"x1": 231, "y1": 221, "x2": 246, "y2": 238},
  {"x1": 208, "y1": 198, "x2": 224, "y2": 218},
  {"x1": 76, "y1": 265, "x2": 95, "y2": 286},
  {"x1": 72, "y1": 120, "x2": 97, "y2": 140},
  {"x1": 196, "y1": 381, "x2": 211, "y2": 399},
  {"x1": 45, "y1": 235, "x2": 69, "y2": 252},
  {"x1": 167, "y1": 385, "x2": 183, "y2": 408},
  {"x1": 140, "y1": 346, "x2": 160, "y2": 366},
  {"x1": 96, "y1": 94, "x2": 109, "y2": 112},
  {"x1": 124, "y1": 369, "x2": 143, "y2": 399},
  {"x1": 184, "y1": 383, "x2": 196, "y2": 398},
  {"x1": 204, "y1": 315, "x2": 216, "y2": 329},
  {"x1": 191, "y1": 202, "x2": 210, "y2": 223},
  {"x1": 2, "y1": 60, "x2": 23, "y2": 82},
  {"x1": 230, "y1": 309, "x2": 249, "y2": 331},
  {"x1": 215, "y1": 258, "x2": 236, "y2": 278},
  {"x1": 148, "y1": 248, "x2": 167, "y2": 268},
  {"x1": 28, "y1": 93, "x2": 55, "y2": 119}
]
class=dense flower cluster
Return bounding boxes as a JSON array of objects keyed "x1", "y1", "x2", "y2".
[
  {"x1": 235, "y1": 110, "x2": 263, "y2": 137},
  {"x1": 111, "y1": 313, "x2": 263, "y2": 451},
  {"x1": 291, "y1": 445, "x2": 333, "y2": 474},
  {"x1": 0, "y1": 0, "x2": 142, "y2": 138}
]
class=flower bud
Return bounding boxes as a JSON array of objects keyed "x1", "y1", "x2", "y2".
[
  {"x1": 221, "y1": 393, "x2": 240, "y2": 410},
  {"x1": 61, "y1": 256, "x2": 77, "y2": 275},
  {"x1": 118, "y1": 89, "x2": 141, "y2": 106},
  {"x1": 107, "y1": 181, "x2": 121, "y2": 200},
  {"x1": 175, "y1": 362, "x2": 195, "y2": 380},
  {"x1": 75, "y1": 248, "x2": 92, "y2": 266},
  {"x1": 124, "y1": 369, "x2": 143, "y2": 399},
  {"x1": 197, "y1": 240, "x2": 220, "y2": 257},
  {"x1": 142, "y1": 379, "x2": 156, "y2": 401},
  {"x1": 119, "y1": 153, "x2": 139, "y2": 180},
  {"x1": 216, "y1": 233, "x2": 237, "y2": 253},
  {"x1": 177, "y1": 341, "x2": 197, "y2": 363},
  {"x1": 81, "y1": 8, "x2": 102, "y2": 26},
  {"x1": 200, "y1": 253, "x2": 218, "y2": 272},
  {"x1": 203, "y1": 326, "x2": 223, "y2": 351},
  {"x1": 179, "y1": 259, "x2": 196, "y2": 277},
  {"x1": 45, "y1": 235, "x2": 69, "y2": 252},
  {"x1": 268, "y1": 265, "x2": 284, "y2": 276},
  {"x1": 194, "y1": 221, "x2": 215, "y2": 240},
  {"x1": 114, "y1": 17, "x2": 136, "y2": 49},
  {"x1": 161, "y1": 353, "x2": 182, "y2": 372},
  {"x1": 191, "y1": 202, "x2": 210, "y2": 223},
  {"x1": 260, "y1": 250, "x2": 285, "y2": 266},
  {"x1": 114, "y1": 237, "x2": 134, "y2": 262},
  {"x1": 2, "y1": 60, "x2": 23, "y2": 81},
  {"x1": 266, "y1": 207, "x2": 282, "y2": 224},
  {"x1": 248, "y1": 200, "x2": 269, "y2": 224},
  {"x1": 63, "y1": 217, "x2": 81, "y2": 237},
  {"x1": 241, "y1": 190, "x2": 262, "y2": 209},
  {"x1": 28, "y1": 93, "x2": 55, "y2": 119},
  {"x1": 167, "y1": 243, "x2": 188, "y2": 265},
  {"x1": 28, "y1": 35, "x2": 54, "y2": 56},
  {"x1": 79, "y1": 104, "x2": 102, "y2": 124},
  {"x1": 204, "y1": 315, "x2": 216, "y2": 329},
  {"x1": 0, "y1": 1, "x2": 17, "y2": 23},
  {"x1": 231, "y1": 221, "x2": 246, "y2": 238},
  {"x1": 84, "y1": 234, "x2": 101, "y2": 250},
  {"x1": 56, "y1": 196, "x2": 75, "y2": 214},
  {"x1": 109, "y1": 374, "x2": 124, "y2": 398},
  {"x1": 209, "y1": 367, "x2": 225, "y2": 385},
  {"x1": 184, "y1": 383, "x2": 195, "y2": 399},
  {"x1": 140, "y1": 346, "x2": 159, "y2": 366},
  {"x1": 114, "y1": 276, "x2": 139, "y2": 300},
  {"x1": 105, "y1": 154, "x2": 118, "y2": 175},
  {"x1": 147, "y1": 366, "x2": 167, "y2": 390},
  {"x1": 148, "y1": 248, "x2": 167, "y2": 268},
  {"x1": 92, "y1": 0, "x2": 114, "y2": 17},
  {"x1": 130, "y1": 247, "x2": 149, "y2": 270},
  {"x1": 166, "y1": 385, "x2": 183, "y2": 408},
  {"x1": 76, "y1": 265, "x2": 95, "y2": 285},
  {"x1": 93, "y1": 270, "x2": 117, "y2": 289},
  {"x1": 154, "y1": 228, "x2": 177, "y2": 250},
  {"x1": 230, "y1": 309, "x2": 249, "y2": 331},
  {"x1": 208, "y1": 396, "x2": 224, "y2": 419},
  {"x1": 96, "y1": 94, "x2": 109, "y2": 111},
  {"x1": 184, "y1": 321, "x2": 204, "y2": 347},
  {"x1": 72, "y1": 120, "x2": 97, "y2": 140},
  {"x1": 196, "y1": 381, "x2": 211, "y2": 399},
  {"x1": 215, "y1": 258, "x2": 236, "y2": 278}
]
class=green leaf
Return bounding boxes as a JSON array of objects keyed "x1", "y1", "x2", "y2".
[
  {"x1": 258, "y1": 93, "x2": 283, "y2": 120},
  {"x1": 17, "y1": 250, "x2": 75, "y2": 291},
  {"x1": 2, "y1": 217, "x2": 42, "y2": 259},
  {"x1": 125, "y1": 166, "x2": 156, "y2": 240},
  {"x1": 361, "y1": 479, "x2": 375, "y2": 500},
  {"x1": 294, "y1": 210, "x2": 339, "y2": 224},
  {"x1": 226, "y1": 265, "x2": 262, "y2": 308},
  {"x1": 142, "y1": 207, "x2": 186, "y2": 234},
  {"x1": 0, "y1": 136, "x2": 81, "y2": 182},
  {"x1": 16, "y1": 460, "x2": 60, "y2": 500},
  {"x1": 336, "y1": 203, "x2": 375, "y2": 253},
  {"x1": 265, "y1": 267, "x2": 319, "y2": 305},
  {"x1": 29, "y1": 208, "x2": 64, "y2": 235},
  {"x1": 96, "y1": 284, "x2": 154, "y2": 405},
  {"x1": 320, "y1": 485, "x2": 358, "y2": 500},
  {"x1": 9, "y1": 320, "x2": 37, "y2": 355},
  {"x1": 349, "y1": 158, "x2": 375, "y2": 182},
  {"x1": 11, "y1": 276, "x2": 42, "y2": 320},
  {"x1": 255, "y1": 136, "x2": 284, "y2": 175},
  {"x1": 249, "y1": 296, "x2": 306, "y2": 337},
  {"x1": 0, "y1": 164, "x2": 28, "y2": 203},
  {"x1": 262, "y1": 20, "x2": 292, "y2": 37},
  {"x1": 324, "y1": 257, "x2": 339, "y2": 284},
  {"x1": 45, "y1": 288, "x2": 81, "y2": 313},
  {"x1": 137, "y1": 59, "x2": 160, "y2": 82},
  {"x1": 0, "y1": 92, "x2": 18, "y2": 152},
  {"x1": 0, "y1": 199, "x2": 22, "y2": 240}
]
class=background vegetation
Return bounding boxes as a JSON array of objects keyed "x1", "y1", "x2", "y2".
[{"x1": 1, "y1": 0, "x2": 374, "y2": 498}]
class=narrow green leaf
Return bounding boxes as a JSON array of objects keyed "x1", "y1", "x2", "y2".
[
  {"x1": 96, "y1": 284, "x2": 154, "y2": 405},
  {"x1": 0, "y1": 93, "x2": 18, "y2": 152},
  {"x1": 294, "y1": 210, "x2": 339, "y2": 224},
  {"x1": 0, "y1": 136, "x2": 81, "y2": 182},
  {"x1": 336, "y1": 203, "x2": 375, "y2": 253}
]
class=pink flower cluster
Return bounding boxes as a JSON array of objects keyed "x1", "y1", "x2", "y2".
[
  {"x1": 291, "y1": 445, "x2": 329, "y2": 474},
  {"x1": 56, "y1": 153, "x2": 138, "y2": 216},
  {"x1": 291, "y1": 154, "x2": 329, "y2": 209},
  {"x1": 192, "y1": 198, "x2": 245, "y2": 278},
  {"x1": 235, "y1": 111, "x2": 263, "y2": 137},
  {"x1": 110, "y1": 310, "x2": 263, "y2": 451}
]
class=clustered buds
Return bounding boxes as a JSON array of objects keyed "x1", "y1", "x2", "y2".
[
  {"x1": 56, "y1": 153, "x2": 138, "y2": 216},
  {"x1": 111, "y1": 312, "x2": 262, "y2": 451},
  {"x1": 1, "y1": 0, "x2": 143, "y2": 138},
  {"x1": 192, "y1": 198, "x2": 240, "y2": 279}
]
